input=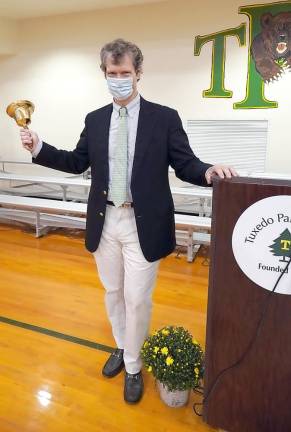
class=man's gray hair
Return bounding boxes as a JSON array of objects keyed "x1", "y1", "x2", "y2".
[{"x1": 100, "y1": 38, "x2": 144, "y2": 74}]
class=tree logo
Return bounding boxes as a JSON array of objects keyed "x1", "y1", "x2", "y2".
[{"x1": 269, "y1": 229, "x2": 291, "y2": 263}]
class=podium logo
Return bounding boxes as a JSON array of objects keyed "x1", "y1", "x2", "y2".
[
  {"x1": 232, "y1": 195, "x2": 291, "y2": 295},
  {"x1": 269, "y1": 228, "x2": 291, "y2": 262}
]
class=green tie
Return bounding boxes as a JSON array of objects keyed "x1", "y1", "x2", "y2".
[{"x1": 111, "y1": 107, "x2": 128, "y2": 207}]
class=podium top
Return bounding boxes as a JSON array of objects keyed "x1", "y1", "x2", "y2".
[{"x1": 212, "y1": 175, "x2": 291, "y2": 188}]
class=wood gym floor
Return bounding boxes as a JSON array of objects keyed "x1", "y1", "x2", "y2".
[{"x1": 0, "y1": 223, "x2": 217, "y2": 432}]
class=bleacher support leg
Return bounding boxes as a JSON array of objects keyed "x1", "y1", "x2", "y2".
[
  {"x1": 187, "y1": 229, "x2": 194, "y2": 262},
  {"x1": 35, "y1": 211, "x2": 49, "y2": 237}
]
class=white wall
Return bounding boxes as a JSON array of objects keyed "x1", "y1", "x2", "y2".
[
  {"x1": 0, "y1": 0, "x2": 290, "y2": 172},
  {"x1": 0, "y1": 17, "x2": 18, "y2": 55}
]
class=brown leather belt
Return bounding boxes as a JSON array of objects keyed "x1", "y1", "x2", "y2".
[{"x1": 106, "y1": 201, "x2": 134, "y2": 208}]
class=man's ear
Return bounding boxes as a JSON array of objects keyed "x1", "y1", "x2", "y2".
[
  {"x1": 136, "y1": 70, "x2": 142, "y2": 82},
  {"x1": 261, "y1": 13, "x2": 273, "y2": 29}
]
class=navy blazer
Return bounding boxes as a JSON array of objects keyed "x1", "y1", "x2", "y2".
[{"x1": 33, "y1": 97, "x2": 211, "y2": 262}]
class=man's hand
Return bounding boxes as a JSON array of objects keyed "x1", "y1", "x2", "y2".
[
  {"x1": 205, "y1": 164, "x2": 238, "y2": 185},
  {"x1": 20, "y1": 128, "x2": 40, "y2": 153}
]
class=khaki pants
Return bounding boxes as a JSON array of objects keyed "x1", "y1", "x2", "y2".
[{"x1": 93, "y1": 204, "x2": 160, "y2": 374}]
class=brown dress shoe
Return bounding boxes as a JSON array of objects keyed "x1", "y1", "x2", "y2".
[
  {"x1": 124, "y1": 371, "x2": 144, "y2": 404},
  {"x1": 102, "y1": 348, "x2": 124, "y2": 378}
]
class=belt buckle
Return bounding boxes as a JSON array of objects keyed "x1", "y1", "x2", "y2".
[{"x1": 123, "y1": 202, "x2": 132, "y2": 209}]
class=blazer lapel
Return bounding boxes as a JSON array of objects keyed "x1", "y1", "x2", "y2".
[
  {"x1": 131, "y1": 96, "x2": 156, "y2": 183},
  {"x1": 98, "y1": 103, "x2": 113, "y2": 158},
  {"x1": 93, "y1": 103, "x2": 112, "y2": 182}
]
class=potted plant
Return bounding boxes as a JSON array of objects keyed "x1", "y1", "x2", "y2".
[{"x1": 141, "y1": 325, "x2": 204, "y2": 407}]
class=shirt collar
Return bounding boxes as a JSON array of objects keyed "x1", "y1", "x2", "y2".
[{"x1": 113, "y1": 93, "x2": 140, "y2": 119}]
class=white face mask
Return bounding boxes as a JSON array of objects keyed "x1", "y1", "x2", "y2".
[{"x1": 107, "y1": 77, "x2": 134, "y2": 100}]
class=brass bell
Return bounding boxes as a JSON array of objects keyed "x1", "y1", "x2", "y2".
[{"x1": 6, "y1": 100, "x2": 35, "y2": 129}]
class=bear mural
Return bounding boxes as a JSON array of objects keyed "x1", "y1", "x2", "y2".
[{"x1": 251, "y1": 11, "x2": 291, "y2": 82}]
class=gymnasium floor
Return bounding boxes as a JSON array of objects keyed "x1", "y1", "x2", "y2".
[{"x1": 0, "y1": 223, "x2": 216, "y2": 432}]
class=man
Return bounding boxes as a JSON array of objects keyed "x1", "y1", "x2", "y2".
[{"x1": 20, "y1": 39, "x2": 237, "y2": 404}]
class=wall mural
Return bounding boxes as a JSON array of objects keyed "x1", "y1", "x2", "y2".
[
  {"x1": 194, "y1": 1, "x2": 291, "y2": 109},
  {"x1": 251, "y1": 12, "x2": 291, "y2": 82}
]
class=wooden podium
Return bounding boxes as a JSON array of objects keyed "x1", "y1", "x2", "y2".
[{"x1": 203, "y1": 177, "x2": 291, "y2": 432}]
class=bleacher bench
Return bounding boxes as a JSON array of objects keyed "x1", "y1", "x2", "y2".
[{"x1": 0, "y1": 195, "x2": 211, "y2": 262}]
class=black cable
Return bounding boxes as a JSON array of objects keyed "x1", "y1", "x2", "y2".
[
  {"x1": 193, "y1": 253, "x2": 291, "y2": 417},
  {"x1": 193, "y1": 387, "x2": 204, "y2": 396}
]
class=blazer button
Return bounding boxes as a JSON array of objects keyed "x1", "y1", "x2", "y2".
[
  {"x1": 103, "y1": 191, "x2": 107, "y2": 195},
  {"x1": 99, "y1": 212, "x2": 104, "y2": 217}
]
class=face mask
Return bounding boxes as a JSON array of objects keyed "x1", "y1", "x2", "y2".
[{"x1": 107, "y1": 77, "x2": 134, "y2": 100}]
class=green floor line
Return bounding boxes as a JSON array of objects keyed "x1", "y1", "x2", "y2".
[{"x1": 0, "y1": 315, "x2": 114, "y2": 354}]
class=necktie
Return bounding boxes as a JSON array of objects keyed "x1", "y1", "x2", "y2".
[{"x1": 111, "y1": 106, "x2": 128, "y2": 207}]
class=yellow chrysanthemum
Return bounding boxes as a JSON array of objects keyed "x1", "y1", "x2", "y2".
[
  {"x1": 143, "y1": 341, "x2": 149, "y2": 348},
  {"x1": 154, "y1": 346, "x2": 159, "y2": 354},
  {"x1": 147, "y1": 366, "x2": 152, "y2": 372},
  {"x1": 192, "y1": 339, "x2": 199, "y2": 345},
  {"x1": 161, "y1": 347, "x2": 169, "y2": 355},
  {"x1": 194, "y1": 367, "x2": 200, "y2": 375},
  {"x1": 162, "y1": 329, "x2": 170, "y2": 336},
  {"x1": 166, "y1": 356, "x2": 174, "y2": 366}
]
